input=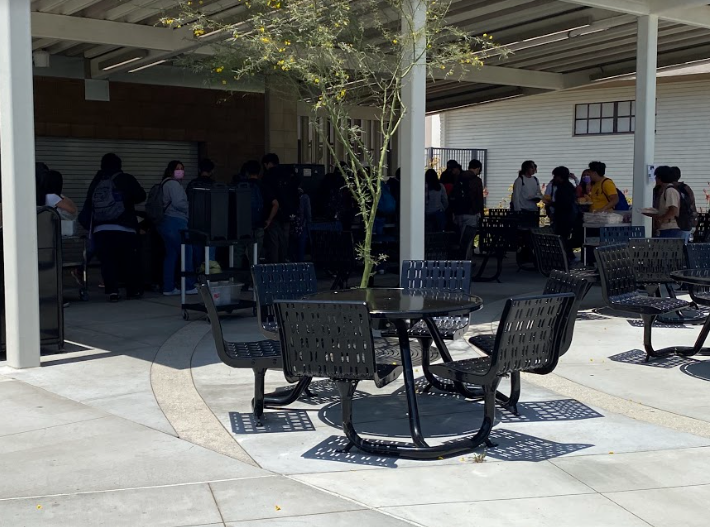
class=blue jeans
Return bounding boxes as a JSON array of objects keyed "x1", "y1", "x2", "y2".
[
  {"x1": 657, "y1": 229, "x2": 684, "y2": 239},
  {"x1": 157, "y1": 216, "x2": 194, "y2": 292}
]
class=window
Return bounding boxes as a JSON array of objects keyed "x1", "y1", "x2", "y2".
[{"x1": 574, "y1": 101, "x2": 635, "y2": 136}]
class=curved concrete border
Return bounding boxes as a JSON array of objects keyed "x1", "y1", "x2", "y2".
[{"x1": 150, "y1": 321, "x2": 258, "y2": 467}]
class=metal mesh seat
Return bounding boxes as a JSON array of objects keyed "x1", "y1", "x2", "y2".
[
  {"x1": 531, "y1": 230, "x2": 599, "y2": 284},
  {"x1": 198, "y1": 282, "x2": 311, "y2": 426},
  {"x1": 693, "y1": 213, "x2": 710, "y2": 243},
  {"x1": 629, "y1": 238, "x2": 686, "y2": 286},
  {"x1": 310, "y1": 229, "x2": 356, "y2": 289},
  {"x1": 425, "y1": 232, "x2": 457, "y2": 261},
  {"x1": 469, "y1": 270, "x2": 588, "y2": 412},
  {"x1": 686, "y1": 243, "x2": 710, "y2": 305},
  {"x1": 428, "y1": 293, "x2": 574, "y2": 456},
  {"x1": 252, "y1": 263, "x2": 318, "y2": 338},
  {"x1": 596, "y1": 244, "x2": 692, "y2": 360},
  {"x1": 383, "y1": 260, "x2": 471, "y2": 339},
  {"x1": 474, "y1": 216, "x2": 516, "y2": 282},
  {"x1": 600, "y1": 225, "x2": 646, "y2": 246}
]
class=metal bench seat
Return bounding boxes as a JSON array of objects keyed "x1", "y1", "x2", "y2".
[
  {"x1": 468, "y1": 270, "x2": 587, "y2": 412},
  {"x1": 596, "y1": 244, "x2": 693, "y2": 361},
  {"x1": 427, "y1": 293, "x2": 575, "y2": 455}
]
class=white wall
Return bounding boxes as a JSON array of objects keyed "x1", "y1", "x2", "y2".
[{"x1": 442, "y1": 77, "x2": 710, "y2": 210}]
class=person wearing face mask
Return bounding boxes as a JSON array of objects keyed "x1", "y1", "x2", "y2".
[
  {"x1": 576, "y1": 170, "x2": 593, "y2": 203},
  {"x1": 157, "y1": 160, "x2": 196, "y2": 296}
]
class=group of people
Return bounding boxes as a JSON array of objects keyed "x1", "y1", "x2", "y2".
[
  {"x1": 421, "y1": 157, "x2": 698, "y2": 263},
  {"x1": 424, "y1": 159, "x2": 485, "y2": 234},
  {"x1": 36, "y1": 152, "x2": 311, "y2": 303}
]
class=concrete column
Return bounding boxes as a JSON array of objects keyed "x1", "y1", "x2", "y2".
[
  {"x1": 0, "y1": 0, "x2": 41, "y2": 368},
  {"x1": 399, "y1": 0, "x2": 426, "y2": 265},
  {"x1": 265, "y1": 79, "x2": 298, "y2": 164},
  {"x1": 632, "y1": 15, "x2": 658, "y2": 232}
]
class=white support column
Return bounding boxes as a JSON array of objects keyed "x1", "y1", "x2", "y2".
[
  {"x1": 632, "y1": 15, "x2": 659, "y2": 232},
  {"x1": 0, "y1": 0, "x2": 41, "y2": 368},
  {"x1": 399, "y1": 0, "x2": 427, "y2": 265}
]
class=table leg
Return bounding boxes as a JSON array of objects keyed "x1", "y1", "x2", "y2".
[
  {"x1": 677, "y1": 312, "x2": 710, "y2": 357},
  {"x1": 395, "y1": 319, "x2": 428, "y2": 448}
]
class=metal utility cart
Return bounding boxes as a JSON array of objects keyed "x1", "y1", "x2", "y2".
[{"x1": 179, "y1": 230, "x2": 257, "y2": 321}]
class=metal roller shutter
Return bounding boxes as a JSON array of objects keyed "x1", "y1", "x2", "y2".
[{"x1": 35, "y1": 137, "x2": 199, "y2": 209}]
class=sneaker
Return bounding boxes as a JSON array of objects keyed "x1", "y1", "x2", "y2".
[
  {"x1": 127, "y1": 291, "x2": 144, "y2": 300},
  {"x1": 109, "y1": 293, "x2": 121, "y2": 303},
  {"x1": 163, "y1": 288, "x2": 181, "y2": 296},
  {"x1": 185, "y1": 288, "x2": 198, "y2": 295},
  {"x1": 98, "y1": 282, "x2": 105, "y2": 289}
]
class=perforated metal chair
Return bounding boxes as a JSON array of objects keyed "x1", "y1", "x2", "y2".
[
  {"x1": 425, "y1": 231, "x2": 457, "y2": 261},
  {"x1": 380, "y1": 261, "x2": 473, "y2": 390},
  {"x1": 474, "y1": 216, "x2": 516, "y2": 282},
  {"x1": 596, "y1": 244, "x2": 692, "y2": 361},
  {"x1": 310, "y1": 229, "x2": 356, "y2": 289},
  {"x1": 685, "y1": 243, "x2": 710, "y2": 305},
  {"x1": 468, "y1": 270, "x2": 587, "y2": 413},
  {"x1": 531, "y1": 230, "x2": 599, "y2": 285},
  {"x1": 198, "y1": 282, "x2": 311, "y2": 427},
  {"x1": 252, "y1": 263, "x2": 318, "y2": 339},
  {"x1": 427, "y1": 293, "x2": 575, "y2": 457},
  {"x1": 600, "y1": 225, "x2": 646, "y2": 246},
  {"x1": 693, "y1": 213, "x2": 710, "y2": 243}
]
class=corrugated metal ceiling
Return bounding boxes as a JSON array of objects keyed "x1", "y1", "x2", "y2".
[{"x1": 28, "y1": 0, "x2": 710, "y2": 111}]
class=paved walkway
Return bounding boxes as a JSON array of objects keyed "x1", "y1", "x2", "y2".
[{"x1": 2, "y1": 269, "x2": 710, "y2": 526}]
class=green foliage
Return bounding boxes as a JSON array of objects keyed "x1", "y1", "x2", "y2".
[{"x1": 172, "y1": 0, "x2": 502, "y2": 286}]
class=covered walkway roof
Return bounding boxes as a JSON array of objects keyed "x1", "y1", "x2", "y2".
[{"x1": 28, "y1": 0, "x2": 710, "y2": 111}]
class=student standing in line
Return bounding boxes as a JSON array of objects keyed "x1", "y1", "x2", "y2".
[
  {"x1": 157, "y1": 160, "x2": 197, "y2": 296},
  {"x1": 80, "y1": 153, "x2": 146, "y2": 302}
]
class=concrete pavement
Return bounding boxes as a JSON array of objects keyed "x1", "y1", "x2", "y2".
[{"x1": 2, "y1": 267, "x2": 710, "y2": 525}]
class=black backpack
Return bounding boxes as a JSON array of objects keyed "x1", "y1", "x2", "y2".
[
  {"x1": 92, "y1": 172, "x2": 125, "y2": 223},
  {"x1": 675, "y1": 183, "x2": 698, "y2": 231},
  {"x1": 450, "y1": 178, "x2": 472, "y2": 215},
  {"x1": 145, "y1": 180, "x2": 171, "y2": 225}
]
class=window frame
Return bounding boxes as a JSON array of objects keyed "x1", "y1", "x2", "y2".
[{"x1": 573, "y1": 100, "x2": 636, "y2": 137}]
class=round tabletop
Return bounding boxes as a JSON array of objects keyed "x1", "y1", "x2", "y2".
[
  {"x1": 307, "y1": 288, "x2": 483, "y2": 319},
  {"x1": 671, "y1": 269, "x2": 710, "y2": 287}
]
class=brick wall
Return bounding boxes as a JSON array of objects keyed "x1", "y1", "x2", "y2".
[{"x1": 33, "y1": 77, "x2": 266, "y2": 181}]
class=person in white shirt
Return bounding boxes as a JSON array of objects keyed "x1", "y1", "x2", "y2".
[
  {"x1": 644, "y1": 165, "x2": 683, "y2": 239},
  {"x1": 511, "y1": 160, "x2": 543, "y2": 213},
  {"x1": 37, "y1": 169, "x2": 78, "y2": 220}
]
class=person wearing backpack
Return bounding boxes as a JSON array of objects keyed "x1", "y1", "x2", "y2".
[
  {"x1": 511, "y1": 160, "x2": 542, "y2": 213},
  {"x1": 80, "y1": 153, "x2": 146, "y2": 302},
  {"x1": 643, "y1": 166, "x2": 683, "y2": 239},
  {"x1": 450, "y1": 159, "x2": 484, "y2": 237},
  {"x1": 672, "y1": 166, "x2": 697, "y2": 243},
  {"x1": 588, "y1": 161, "x2": 621, "y2": 213},
  {"x1": 154, "y1": 160, "x2": 197, "y2": 296}
]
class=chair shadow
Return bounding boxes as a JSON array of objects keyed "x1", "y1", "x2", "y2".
[
  {"x1": 484, "y1": 429, "x2": 593, "y2": 461},
  {"x1": 497, "y1": 399, "x2": 603, "y2": 423},
  {"x1": 301, "y1": 435, "x2": 399, "y2": 468},
  {"x1": 576, "y1": 312, "x2": 610, "y2": 322},
  {"x1": 609, "y1": 349, "x2": 698, "y2": 369},
  {"x1": 230, "y1": 410, "x2": 316, "y2": 434},
  {"x1": 681, "y1": 361, "x2": 710, "y2": 382},
  {"x1": 319, "y1": 391, "x2": 603, "y2": 439},
  {"x1": 627, "y1": 319, "x2": 691, "y2": 330}
]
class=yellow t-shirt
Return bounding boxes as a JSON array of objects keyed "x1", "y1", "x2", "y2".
[{"x1": 591, "y1": 178, "x2": 617, "y2": 212}]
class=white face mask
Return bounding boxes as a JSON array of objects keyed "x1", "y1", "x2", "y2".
[{"x1": 173, "y1": 169, "x2": 185, "y2": 180}]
